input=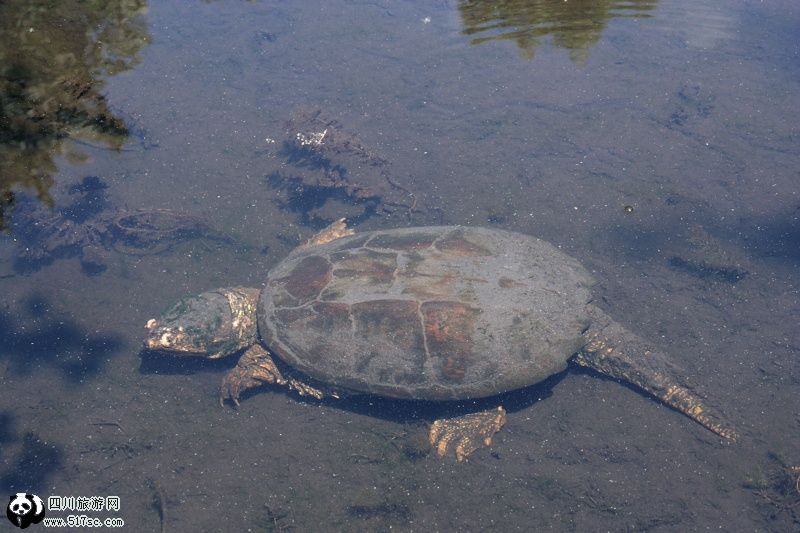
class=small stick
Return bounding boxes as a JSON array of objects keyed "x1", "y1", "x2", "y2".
[
  {"x1": 89, "y1": 421, "x2": 126, "y2": 433},
  {"x1": 147, "y1": 478, "x2": 167, "y2": 533}
]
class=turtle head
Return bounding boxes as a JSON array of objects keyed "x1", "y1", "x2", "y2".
[{"x1": 144, "y1": 287, "x2": 260, "y2": 358}]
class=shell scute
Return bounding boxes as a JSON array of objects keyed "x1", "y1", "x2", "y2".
[
  {"x1": 330, "y1": 248, "x2": 397, "y2": 285},
  {"x1": 351, "y1": 299, "x2": 425, "y2": 353},
  {"x1": 274, "y1": 255, "x2": 331, "y2": 303},
  {"x1": 434, "y1": 229, "x2": 492, "y2": 256},
  {"x1": 421, "y1": 301, "x2": 482, "y2": 383},
  {"x1": 367, "y1": 232, "x2": 438, "y2": 251}
]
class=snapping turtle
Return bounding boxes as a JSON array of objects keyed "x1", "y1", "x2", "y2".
[{"x1": 144, "y1": 220, "x2": 737, "y2": 460}]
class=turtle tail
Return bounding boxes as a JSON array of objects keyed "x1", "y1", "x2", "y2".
[{"x1": 574, "y1": 307, "x2": 738, "y2": 441}]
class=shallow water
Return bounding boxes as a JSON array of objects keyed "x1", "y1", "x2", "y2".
[{"x1": 1, "y1": 0, "x2": 799, "y2": 530}]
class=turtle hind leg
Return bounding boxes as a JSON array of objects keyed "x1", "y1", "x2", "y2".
[
  {"x1": 576, "y1": 309, "x2": 738, "y2": 441},
  {"x1": 301, "y1": 218, "x2": 355, "y2": 248},
  {"x1": 429, "y1": 406, "x2": 507, "y2": 461}
]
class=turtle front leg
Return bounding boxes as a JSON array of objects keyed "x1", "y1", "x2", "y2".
[
  {"x1": 220, "y1": 345, "x2": 288, "y2": 405},
  {"x1": 219, "y1": 345, "x2": 327, "y2": 405},
  {"x1": 429, "y1": 406, "x2": 507, "y2": 462}
]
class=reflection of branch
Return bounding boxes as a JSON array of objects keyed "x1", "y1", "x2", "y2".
[{"x1": 0, "y1": 190, "x2": 16, "y2": 232}]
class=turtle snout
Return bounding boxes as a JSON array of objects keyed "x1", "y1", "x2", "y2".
[
  {"x1": 143, "y1": 319, "x2": 161, "y2": 349},
  {"x1": 143, "y1": 320, "x2": 182, "y2": 351}
]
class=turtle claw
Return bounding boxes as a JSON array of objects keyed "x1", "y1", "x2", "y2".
[
  {"x1": 218, "y1": 392, "x2": 241, "y2": 408},
  {"x1": 429, "y1": 406, "x2": 507, "y2": 462},
  {"x1": 218, "y1": 345, "x2": 286, "y2": 406}
]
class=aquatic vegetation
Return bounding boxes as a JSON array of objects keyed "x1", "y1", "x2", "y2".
[
  {"x1": 12, "y1": 177, "x2": 228, "y2": 274},
  {"x1": 266, "y1": 109, "x2": 417, "y2": 225},
  {"x1": 745, "y1": 453, "x2": 800, "y2": 526}
]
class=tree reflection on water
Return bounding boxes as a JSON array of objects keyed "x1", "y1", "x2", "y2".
[
  {"x1": 459, "y1": 0, "x2": 657, "y2": 62},
  {"x1": 0, "y1": 0, "x2": 152, "y2": 231}
]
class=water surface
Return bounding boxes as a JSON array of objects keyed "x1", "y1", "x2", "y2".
[{"x1": 1, "y1": 0, "x2": 799, "y2": 530}]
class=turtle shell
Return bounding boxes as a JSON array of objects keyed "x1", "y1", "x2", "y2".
[{"x1": 258, "y1": 226, "x2": 595, "y2": 400}]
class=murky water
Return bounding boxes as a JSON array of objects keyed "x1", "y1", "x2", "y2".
[{"x1": 1, "y1": 0, "x2": 798, "y2": 530}]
